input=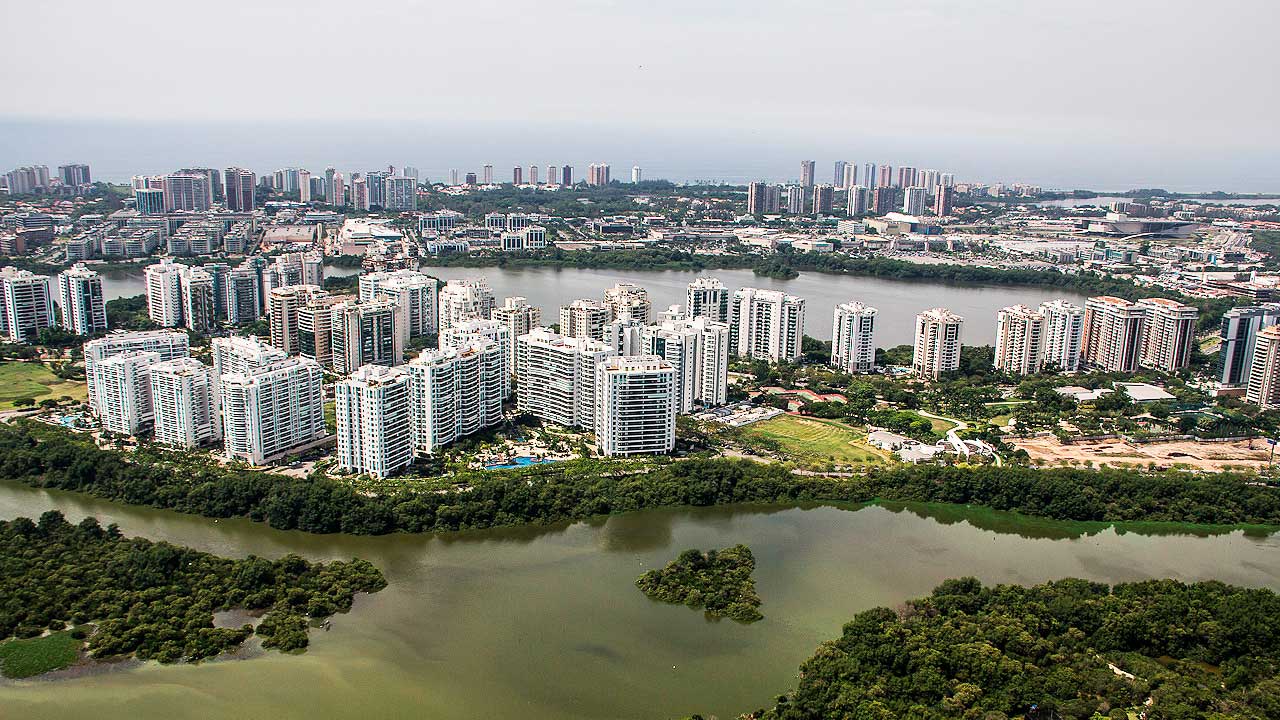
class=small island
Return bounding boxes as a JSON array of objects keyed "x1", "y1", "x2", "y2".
[
  {"x1": 0, "y1": 511, "x2": 387, "y2": 679},
  {"x1": 636, "y1": 545, "x2": 763, "y2": 622}
]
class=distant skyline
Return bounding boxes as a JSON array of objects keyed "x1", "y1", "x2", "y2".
[{"x1": 2, "y1": 0, "x2": 1278, "y2": 192}]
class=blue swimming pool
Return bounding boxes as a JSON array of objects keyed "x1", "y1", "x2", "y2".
[{"x1": 484, "y1": 456, "x2": 559, "y2": 470}]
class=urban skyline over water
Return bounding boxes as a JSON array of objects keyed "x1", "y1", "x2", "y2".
[{"x1": 3, "y1": 117, "x2": 1280, "y2": 194}]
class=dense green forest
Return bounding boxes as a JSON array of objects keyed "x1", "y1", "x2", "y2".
[
  {"x1": 1, "y1": 423, "x2": 1278, "y2": 537},
  {"x1": 744, "y1": 578, "x2": 1280, "y2": 720},
  {"x1": 636, "y1": 545, "x2": 762, "y2": 622},
  {"x1": 0, "y1": 510, "x2": 386, "y2": 675}
]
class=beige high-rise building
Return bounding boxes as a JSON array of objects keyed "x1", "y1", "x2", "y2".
[
  {"x1": 1137, "y1": 298, "x2": 1198, "y2": 372},
  {"x1": 603, "y1": 283, "x2": 652, "y2": 323},
  {"x1": 1246, "y1": 325, "x2": 1280, "y2": 408},
  {"x1": 912, "y1": 307, "x2": 964, "y2": 380},
  {"x1": 993, "y1": 305, "x2": 1046, "y2": 375},
  {"x1": 560, "y1": 299, "x2": 611, "y2": 342},
  {"x1": 492, "y1": 297, "x2": 541, "y2": 370},
  {"x1": 268, "y1": 284, "x2": 326, "y2": 355},
  {"x1": 1082, "y1": 296, "x2": 1145, "y2": 372}
]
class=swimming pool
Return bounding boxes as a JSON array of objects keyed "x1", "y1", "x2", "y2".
[{"x1": 484, "y1": 456, "x2": 559, "y2": 470}]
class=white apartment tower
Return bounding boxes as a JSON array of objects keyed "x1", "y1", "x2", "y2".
[
  {"x1": 335, "y1": 365, "x2": 414, "y2": 478},
  {"x1": 0, "y1": 268, "x2": 55, "y2": 343},
  {"x1": 1246, "y1": 325, "x2": 1280, "y2": 408},
  {"x1": 603, "y1": 283, "x2": 652, "y2": 323},
  {"x1": 57, "y1": 264, "x2": 107, "y2": 336},
  {"x1": 220, "y1": 357, "x2": 327, "y2": 465},
  {"x1": 360, "y1": 269, "x2": 438, "y2": 337},
  {"x1": 515, "y1": 328, "x2": 616, "y2": 428},
  {"x1": 913, "y1": 308, "x2": 964, "y2": 380},
  {"x1": 686, "y1": 277, "x2": 729, "y2": 324},
  {"x1": 268, "y1": 284, "x2": 326, "y2": 355},
  {"x1": 329, "y1": 300, "x2": 404, "y2": 375},
  {"x1": 1137, "y1": 298, "x2": 1198, "y2": 372},
  {"x1": 85, "y1": 330, "x2": 190, "y2": 414},
  {"x1": 180, "y1": 266, "x2": 217, "y2": 332},
  {"x1": 407, "y1": 339, "x2": 506, "y2": 454},
  {"x1": 993, "y1": 305, "x2": 1046, "y2": 375},
  {"x1": 1039, "y1": 300, "x2": 1085, "y2": 372},
  {"x1": 639, "y1": 317, "x2": 730, "y2": 412},
  {"x1": 728, "y1": 288, "x2": 805, "y2": 362},
  {"x1": 149, "y1": 358, "x2": 220, "y2": 449},
  {"x1": 492, "y1": 297, "x2": 542, "y2": 370},
  {"x1": 438, "y1": 278, "x2": 495, "y2": 330},
  {"x1": 831, "y1": 302, "x2": 877, "y2": 373},
  {"x1": 595, "y1": 356, "x2": 677, "y2": 457},
  {"x1": 145, "y1": 259, "x2": 185, "y2": 328},
  {"x1": 439, "y1": 318, "x2": 512, "y2": 400},
  {"x1": 93, "y1": 350, "x2": 160, "y2": 436},
  {"x1": 560, "y1": 298, "x2": 612, "y2": 342}
]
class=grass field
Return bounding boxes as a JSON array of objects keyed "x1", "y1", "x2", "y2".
[
  {"x1": 0, "y1": 362, "x2": 86, "y2": 411},
  {"x1": 0, "y1": 629, "x2": 83, "y2": 678},
  {"x1": 744, "y1": 414, "x2": 890, "y2": 468}
]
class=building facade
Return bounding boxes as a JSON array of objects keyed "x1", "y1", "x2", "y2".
[
  {"x1": 993, "y1": 304, "x2": 1046, "y2": 375},
  {"x1": 727, "y1": 288, "x2": 805, "y2": 362},
  {"x1": 149, "y1": 358, "x2": 220, "y2": 449},
  {"x1": 595, "y1": 356, "x2": 677, "y2": 457},
  {"x1": 335, "y1": 365, "x2": 414, "y2": 478},
  {"x1": 831, "y1": 301, "x2": 877, "y2": 374},
  {"x1": 912, "y1": 307, "x2": 964, "y2": 380},
  {"x1": 220, "y1": 357, "x2": 327, "y2": 465}
]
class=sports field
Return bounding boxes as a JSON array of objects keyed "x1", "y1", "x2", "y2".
[
  {"x1": 744, "y1": 414, "x2": 890, "y2": 467},
  {"x1": 0, "y1": 362, "x2": 86, "y2": 411}
]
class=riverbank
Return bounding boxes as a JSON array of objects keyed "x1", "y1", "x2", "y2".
[{"x1": 3, "y1": 422, "x2": 1278, "y2": 537}]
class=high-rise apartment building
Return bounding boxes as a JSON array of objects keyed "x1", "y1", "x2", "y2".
[
  {"x1": 56, "y1": 264, "x2": 106, "y2": 336},
  {"x1": 211, "y1": 336, "x2": 287, "y2": 379},
  {"x1": 439, "y1": 278, "x2": 495, "y2": 330},
  {"x1": 747, "y1": 182, "x2": 781, "y2": 215},
  {"x1": 329, "y1": 172, "x2": 345, "y2": 206},
  {"x1": 298, "y1": 169, "x2": 311, "y2": 202},
  {"x1": 562, "y1": 165, "x2": 573, "y2": 186},
  {"x1": 1039, "y1": 300, "x2": 1085, "y2": 372},
  {"x1": 833, "y1": 161, "x2": 848, "y2": 188},
  {"x1": 913, "y1": 308, "x2": 964, "y2": 380},
  {"x1": 134, "y1": 187, "x2": 165, "y2": 215},
  {"x1": 58, "y1": 163, "x2": 91, "y2": 187},
  {"x1": 1218, "y1": 305, "x2": 1280, "y2": 387},
  {"x1": 903, "y1": 186, "x2": 927, "y2": 215},
  {"x1": 863, "y1": 163, "x2": 877, "y2": 189},
  {"x1": 297, "y1": 296, "x2": 339, "y2": 369},
  {"x1": 482, "y1": 164, "x2": 493, "y2": 185},
  {"x1": 993, "y1": 305, "x2": 1046, "y2": 375},
  {"x1": 799, "y1": 160, "x2": 816, "y2": 188},
  {"x1": 179, "y1": 266, "x2": 216, "y2": 332},
  {"x1": 1082, "y1": 296, "x2": 1146, "y2": 373},
  {"x1": 812, "y1": 185, "x2": 835, "y2": 214},
  {"x1": 728, "y1": 288, "x2": 805, "y2": 362},
  {"x1": 785, "y1": 186, "x2": 806, "y2": 214},
  {"x1": 587, "y1": 163, "x2": 611, "y2": 186},
  {"x1": 595, "y1": 356, "x2": 677, "y2": 457},
  {"x1": 268, "y1": 284, "x2": 327, "y2": 355},
  {"x1": 639, "y1": 317, "x2": 730, "y2": 411},
  {"x1": 224, "y1": 167, "x2": 256, "y2": 212},
  {"x1": 832, "y1": 301, "x2": 877, "y2": 373},
  {"x1": 162, "y1": 173, "x2": 211, "y2": 212},
  {"x1": 92, "y1": 350, "x2": 160, "y2": 436},
  {"x1": 364, "y1": 171, "x2": 388, "y2": 207},
  {"x1": 492, "y1": 297, "x2": 541, "y2": 370},
  {"x1": 149, "y1": 358, "x2": 220, "y2": 449},
  {"x1": 897, "y1": 167, "x2": 918, "y2": 188},
  {"x1": 546, "y1": 165, "x2": 559, "y2": 185},
  {"x1": 631, "y1": 166, "x2": 642, "y2": 183},
  {"x1": 513, "y1": 166, "x2": 524, "y2": 185},
  {"x1": 350, "y1": 177, "x2": 370, "y2": 211},
  {"x1": 1247, "y1": 325, "x2": 1280, "y2": 408},
  {"x1": 933, "y1": 186, "x2": 955, "y2": 216},
  {"x1": 515, "y1": 328, "x2": 615, "y2": 428},
  {"x1": 383, "y1": 176, "x2": 417, "y2": 211},
  {"x1": 877, "y1": 165, "x2": 894, "y2": 188},
  {"x1": 847, "y1": 185, "x2": 870, "y2": 215},
  {"x1": 603, "y1": 283, "x2": 652, "y2": 323},
  {"x1": 144, "y1": 259, "x2": 184, "y2": 327},
  {"x1": 687, "y1": 277, "x2": 729, "y2": 324},
  {"x1": 872, "y1": 186, "x2": 900, "y2": 215},
  {"x1": 335, "y1": 365, "x2": 414, "y2": 478},
  {"x1": 408, "y1": 338, "x2": 506, "y2": 454},
  {"x1": 226, "y1": 266, "x2": 261, "y2": 325},
  {"x1": 329, "y1": 300, "x2": 404, "y2": 375},
  {"x1": 85, "y1": 330, "x2": 189, "y2": 414},
  {"x1": 1137, "y1": 298, "x2": 1198, "y2": 372},
  {"x1": 0, "y1": 268, "x2": 52, "y2": 343},
  {"x1": 220, "y1": 357, "x2": 326, "y2": 465},
  {"x1": 560, "y1": 299, "x2": 611, "y2": 342},
  {"x1": 360, "y1": 269, "x2": 438, "y2": 338}
]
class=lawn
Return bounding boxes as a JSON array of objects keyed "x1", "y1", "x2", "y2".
[
  {"x1": 744, "y1": 414, "x2": 890, "y2": 468},
  {"x1": 0, "y1": 629, "x2": 84, "y2": 678},
  {"x1": 0, "y1": 361, "x2": 86, "y2": 411}
]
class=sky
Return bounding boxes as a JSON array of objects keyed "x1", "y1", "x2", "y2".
[{"x1": 2, "y1": 0, "x2": 1278, "y2": 191}]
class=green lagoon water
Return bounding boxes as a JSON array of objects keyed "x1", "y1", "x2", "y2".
[{"x1": 2, "y1": 482, "x2": 1278, "y2": 719}]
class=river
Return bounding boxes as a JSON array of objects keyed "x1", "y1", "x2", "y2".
[
  {"x1": 2, "y1": 481, "x2": 1278, "y2": 719},
  {"x1": 99, "y1": 265, "x2": 1089, "y2": 347}
]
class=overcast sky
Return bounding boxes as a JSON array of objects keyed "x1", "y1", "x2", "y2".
[{"x1": 2, "y1": 0, "x2": 1278, "y2": 190}]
